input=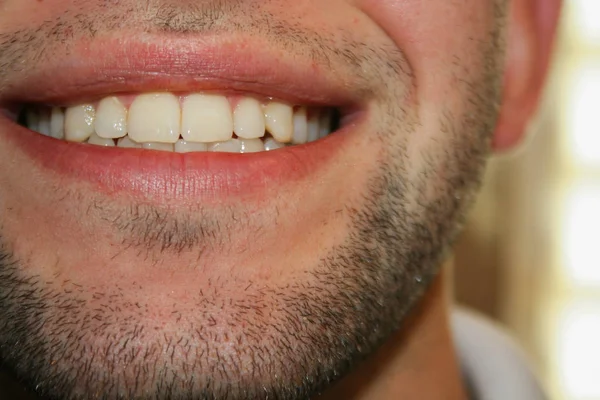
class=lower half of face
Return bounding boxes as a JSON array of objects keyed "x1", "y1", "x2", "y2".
[{"x1": 0, "y1": 1, "x2": 505, "y2": 398}]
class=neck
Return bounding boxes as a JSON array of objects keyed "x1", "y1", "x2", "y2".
[{"x1": 317, "y1": 270, "x2": 467, "y2": 400}]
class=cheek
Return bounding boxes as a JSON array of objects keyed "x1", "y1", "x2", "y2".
[
  {"x1": 357, "y1": 0, "x2": 502, "y2": 169},
  {"x1": 357, "y1": 0, "x2": 498, "y2": 104}
]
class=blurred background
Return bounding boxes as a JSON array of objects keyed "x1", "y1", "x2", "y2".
[{"x1": 453, "y1": 1, "x2": 600, "y2": 399}]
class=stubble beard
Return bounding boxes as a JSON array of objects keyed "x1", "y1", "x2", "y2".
[{"x1": 0, "y1": 3, "x2": 505, "y2": 400}]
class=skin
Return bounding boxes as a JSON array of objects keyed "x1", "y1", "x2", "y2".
[{"x1": 0, "y1": 0, "x2": 561, "y2": 399}]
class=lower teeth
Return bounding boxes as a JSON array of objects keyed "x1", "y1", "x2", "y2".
[{"x1": 81, "y1": 132, "x2": 285, "y2": 153}]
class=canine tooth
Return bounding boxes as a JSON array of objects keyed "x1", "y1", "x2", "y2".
[
  {"x1": 239, "y1": 139, "x2": 264, "y2": 153},
  {"x1": 117, "y1": 136, "x2": 141, "y2": 149},
  {"x1": 175, "y1": 139, "x2": 208, "y2": 153},
  {"x1": 307, "y1": 111, "x2": 320, "y2": 142},
  {"x1": 265, "y1": 102, "x2": 293, "y2": 143},
  {"x1": 264, "y1": 138, "x2": 285, "y2": 151},
  {"x1": 50, "y1": 107, "x2": 65, "y2": 139},
  {"x1": 319, "y1": 110, "x2": 332, "y2": 138},
  {"x1": 234, "y1": 98, "x2": 265, "y2": 139},
  {"x1": 65, "y1": 104, "x2": 96, "y2": 142},
  {"x1": 292, "y1": 107, "x2": 308, "y2": 144},
  {"x1": 128, "y1": 93, "x2": 180, "y2": 143},
  {"x1": 26, "y1": 110, "x2": 39, "y2": 131},
  {"x1": 96, "y1": 97, "x2": 127, "y2": 139},
  {"x1": 182, "y1": 94, "x2": 233, "y2": 143},
  {"x1": 209, "y1": 139, "x2": 242, "y2": 153},
  {"x1": 142, "y1": 142, "x2": 174, "y2": 152},
  {"x1": 87, "y1": 133, "x2": 115, "y2": 147},
  {"x1": 38, "y1": 108, "x2": 51, "y2": 137}
]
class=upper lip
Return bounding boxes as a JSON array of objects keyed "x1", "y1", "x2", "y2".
[
  {"x1": 0, "y1": 30, "x2": 368, "y2": 202},
  {"x1": 0, "y1": 33, "x2": 367, "y2": 111}
]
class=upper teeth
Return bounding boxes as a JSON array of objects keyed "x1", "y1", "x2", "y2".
[
  {"x1": 21, "y1": 93, "x2": 335, "y2": 153},
  {"x1": 128, "y1": 93, "x2": 181, "y2": 144},
  {"x1": 95, "y1": 97, "x2": 128, "y2": 139}
]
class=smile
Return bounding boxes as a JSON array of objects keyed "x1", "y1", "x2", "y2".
[
  {"x1": 17, "y1": 93, "x2": 339, "y2": 153},
  {"x1": 0, "y1": 36, "x2": 368, "y2": 203}
]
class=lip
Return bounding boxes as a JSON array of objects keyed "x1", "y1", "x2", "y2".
[
  {"x1": 0, "y1": 33, "x2": 368, "y2": 204},
  {"x1": 0, "y1": 34, "x2": 367, "y2": 110},
  {"x1": 1, "y1": 115, "x2": 356, "y2": 204}
]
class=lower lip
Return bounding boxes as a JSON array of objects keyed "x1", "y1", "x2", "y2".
[{"x1": 1, "y1": 117, "x2": 352, "y2": 203}]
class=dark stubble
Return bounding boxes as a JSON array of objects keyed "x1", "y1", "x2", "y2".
[{"x1": 0, "y1": 1, "x2": 506, "y2": 399}]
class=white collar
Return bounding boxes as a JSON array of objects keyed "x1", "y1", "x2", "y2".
[{"x1": 451, "y1": 308, "x2": 548, "y2": 400}]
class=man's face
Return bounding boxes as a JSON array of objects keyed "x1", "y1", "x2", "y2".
[{"x1": 0, "y1": 1, "x2": 504, "y2": 398}]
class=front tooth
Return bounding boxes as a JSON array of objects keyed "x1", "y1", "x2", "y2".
[
  {"x1": 50, "y1": 107, "x2": 65, "y2": 139},
  {"x1": 65, "y1": 104, "x2": 96, "y2": 142},
  {"x1": 175, "y1": 139, "x2": 208, "y2": 153},
  {"x1": 87, "y1": 133, "x2": 115, "y2": 147},
  {"x1": 142, "y1": 142, "x2": 174, "y2": 152},
  {"x1": 292, "y1": 107, "x2": 308, "y2": 144},
  {"x1": 265, "y1": 102, "x2": 293, "y2": 143},
  {"x1": 264, "y1": 138, "x2": 284, "y2": 151},
  {"x1": 239, "y1": 139, "x2": 264, "y2": 153},
  {"x1": 38, "y1": 108, "x2": 51, "y2": 137},
  {"x1": 117, "y1": 136, "x2": 141, "y2": 149},
  {"x1": 96, "y1": 97, "x2": 128, "y2": 139},
  {"x1": 234, "y1": 98, "x2": 265, "y2": 139},
  {"x1": 182, "y1": 94, "x2": 233, "y2": 143},
  {"x1": 128, "y1": 93, "x2": 180, "y2": 144},
  {"x1": 307, "y1": 111, "x2": 320, "y2": 143},
  {"x1": 209, "y1": 139, "x2": 242, "y2": 153}
]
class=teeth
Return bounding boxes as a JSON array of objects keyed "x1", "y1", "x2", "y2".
[
  {"x1": 128, "y1": 93, "x2": 180, "y2": 144},
  {"x1": 38, "y1": 108, "x2": 51, "y2": 137},
  {"x1": 87, "y1": 133, "x2": 116, "y2": 147},
  {"x1": 182, "y1": 94, "x2": 233, "y2": 143},
  {"x1": 265, "y1": 102, "x2": 293, "y2": 143},
  {"x1": 175, "y1": 139, "x2": 208, "y2": 153},
  {"x1": 50, "y1": 107, "x2": 65, "y2": 139},
  {"x1": 142, "y1": 142, "x2": 174, "y2": 152},
  {"x1": 239, "y1": 139, "x2": 264, "y2": 153},
  {"x1": 26, "y1": 110, "x2": 39, "y2": 132},
  {"x1": 22, "y1": 94, "x2": 336, "y2": 153},
  {"x1": 117, "y1": 136, "x2": 141, "y2": 149},
  {"x1": 319, "y1": 111, "x2": 332, "y2": 139},
  {"x1": 307, "y1": 111, "x2": 320, "y2": 143},
  {"x1": 292, "y1": 107, "x2": 308, "y2": 145},
  {"x1": 234, "y1": 98, "x2": 266, "y2": 139},
  {"x1": 95, "y1": 97, "x2": 128, "y2": 139},
  {"x1": 209, "y1": 139, "x2": 243, "y2": 153},
  {"x1": 65, "y1": 104, "x2": 96, "y2": 142},
  {"x1": 264, "y1": 138, "x2": 284, "y2": 151}
]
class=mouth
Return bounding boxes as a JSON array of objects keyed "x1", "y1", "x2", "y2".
[
  {"x1": 13, "y1": 94, "x2": 340, "y2": 153},
  {"x1": 0, "y1": 35, "x2": 367, "y2": 203}
]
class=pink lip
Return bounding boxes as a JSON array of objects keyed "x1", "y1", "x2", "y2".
[
  {"x1": 0, "y1": 34, "x2": 365, "y2": 109},
  {"x1": 0, "y1": 34, "x2": 366, "y2": 203},
  {"x1": 2, "y1": 120, "x2": 352, "y2": 204},
  {"x1": 0, "y1": 36, "x2": 368, "y2": 202}
]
